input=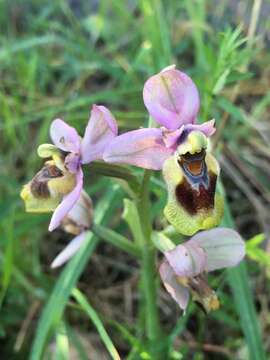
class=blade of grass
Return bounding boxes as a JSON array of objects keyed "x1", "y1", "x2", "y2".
[
  {"x1": 54, "y1": 322, "x2": 69, "y2": 360},
  {"x1": 0, "y1": 207, "x2": 15, "y2": 308},
  {"x1": 29, "y1": 184, "x2": 122, "y2": 360},
  {"x1": 66, "y1": 325, "x2": 89, "y2": 360},
  {"x1": 222, "y1": 198, "x2": 266, "y2": 360},
  {"x1": 184, "y1": 0, "x2": 208, "y2": 71},
  {"x1": 92, "y1": 223, "x2": 141, "y2": 257},
  {"x1": 0, "y1": 35, "x2": 58, "y2": 60},
  {"x1": 139, "y1": 0, "x2": 172, "y2": 71},
  {"x1": 72, "y1": 288, "x2": 121, "y2": 360}
]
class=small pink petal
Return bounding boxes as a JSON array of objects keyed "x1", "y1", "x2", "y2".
[
  {"x1": 190, "y1": 228, "x2": 246, "y2": 272},
  {"x1": 143, "y1": 69, "x2": 200, "y2": 131},
  {"x1": 103, "y1": 128, "x2": 173, "y2": 170},
  {"x1": 51, "y1": 231, "x2": 89, "y2": 268},
  {"x1": 66, "y1": 190, "x2": 92, "y2": 229},
  {"x1": 65, "y1": 153, "x2": 80, "y2": 173},
  {"x1": 160, "y1": 261, "x2": 190, "y2": 310},
  {"x1": 48, "y1": 168, "x2": 83, "y2": 231},
  {"x1": 50, "y1": 119, "x2": 81, "y2": 153},
  {"x1": 165, "y1": 242, "x2": 207, "y2": 278},
  {"x1": 162, "y1": 126, "x2": 185, "y2": 149},
  {"x1": 185, "y1": 119, "x2": 216, "y2": 138},
  {"x1": 80, "y1": 105, "x2": 118, "y2": 164}
]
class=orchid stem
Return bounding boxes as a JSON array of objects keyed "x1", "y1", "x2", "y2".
[{"x1": 137, "y1": 170, "x2": 164, "y2": 357}]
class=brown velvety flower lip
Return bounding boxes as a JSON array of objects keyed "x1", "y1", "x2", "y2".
[{"x1": 30, "y1": 164, "x2": 63, "y2": 198}]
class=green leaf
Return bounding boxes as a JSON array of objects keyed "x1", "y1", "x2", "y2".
[
  {"x1": 92, "y1": 223, "x2": 141, "y2": 257},
  {"x1": 151, "y1": 232, "x2": 175, "y2": 252},
  {"x1": 122, "y1": 199, "x2": 144, "y2": 247},
  {"x1": 30, "y1": 185, "x2": 122, "y2": 360},
  {"x1": 139, "y1": 0, "x2": 172, "y2": 71},
  {"x1": 90, "y1": 162, "x2": 140, "y2": 196},
  {"x1": 246, "y1": 248, "x2": 270, "y2": 267},
  {"x1": 54, "y1": 322, "x2": 69, "y2": 360},
  {"x1": 217, "y1": 97, "x2": 246, "y2": 123},
  {"x1": 0, "y1": 209, "x2": 15, "y2": 307},
  {"x1": 213, "y1": 68, "x2": 230, "y2": 94},
  {"x1": 72, "y1": 288, "x2": 121, "y2": 360},
  {"x1": 0, "y1": 35, "x2": 58, "y2": 60},
  {"x1": 246, "y1": 233, "x2": 265, "y2": 247}
]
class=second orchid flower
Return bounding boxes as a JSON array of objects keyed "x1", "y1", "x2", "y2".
[{"x1": 21, "y1": 105, "x2": 117, "y2": 231}]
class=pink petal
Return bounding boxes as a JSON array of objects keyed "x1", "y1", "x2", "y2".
[
  {"x1": 143, "y1": 69, "x2": 200, "y2": 131},
  {"x1": 66, "y1": 190, "x2": 92, "y2": 229},
  {"x1": 48, "y1": 168, "x2": 83, "y2": 232},
  {"x1": 190, "y1": 228, "x2": 246, "y2": 272},
  {"x1": 159, "y1": 261, "x2": 190, "y2": 310},
  {"x1": 185, "y1": 119, "x2": 216, "y2": 138},
  {"x1": 80, "y1": 105, "x2": 118, "y2": 164},
  {"x1": 51, "y1": 231, "x2": 89, "y2": 268},
  {"x1": 50, "y1": 119, "x2": 81, "y2": 153},
  {"x1": 162, "y1": 126, "x2": 185, "y2": 149},
  {"x1": 65, "y1": 153, "x2": 81, "y2": 174},
  {"x1": 103, "y1": 128, "x2": 173, "y2": 170},
  {"x1": 164, "y1": 242, "x2": 207, "y2": 278}
]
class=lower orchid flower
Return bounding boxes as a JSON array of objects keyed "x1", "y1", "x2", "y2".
[
  {"x1": 51, "y1": 190, "x2": 93, "y2": 268},
  {"x1": 159, "y1": 228, "x2": 245, "y2": 313},
  {"x1": 21, "y1": 105, "x2": 117, "y2": 231}
]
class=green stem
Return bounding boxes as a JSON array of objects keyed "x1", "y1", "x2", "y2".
[{"x1": 137, "y1": 170, "x2": 163, "y2": 356}]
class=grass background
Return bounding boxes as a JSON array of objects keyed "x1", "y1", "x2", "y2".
[{"x1": 0, "y1": 0, "x2": 269, "y2": 359}]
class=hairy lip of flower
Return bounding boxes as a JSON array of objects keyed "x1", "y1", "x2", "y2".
[{"x1": 30, "y1": 164, "x2": 63, "y2": 198}]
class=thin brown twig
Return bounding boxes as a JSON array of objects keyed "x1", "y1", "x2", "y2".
[
  {"x1": 14, "y1": 300, "x2": 40, "y2": 352},
  {"x1": 187, "y1": 340, "x2": 233, "y2": 358}
]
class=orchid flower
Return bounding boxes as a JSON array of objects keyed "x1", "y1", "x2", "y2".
[
  {"x1": 103, "y1": 65, "x2": 215, "y2": 170},
  {"x1": 159, "y1": 228, "x2": 245, "y2": 313},
  {"x1": 162, "y1": 131, "x2": 223, "y2": 235},
  {"x1": 21, "y1": 105, "x2": 117, "y2": 232},
  {"x1": 51, "y1": 190, "x2": 93, "y2": 268},
  {"x1": 104, "y1": 66, "x2": 223, "y2": 235}
]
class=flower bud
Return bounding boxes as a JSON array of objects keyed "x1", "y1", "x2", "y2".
[
  {"x1": 61, "y1": 190, "x2": 93, "y2": 235},
  {"x1": 50, "y1": 191, "x2": 93, "y2": 268},
  {"x1": 177, "y1": 274, "x2": 220, "y2": 313}
]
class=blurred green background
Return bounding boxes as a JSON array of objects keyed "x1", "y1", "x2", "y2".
[{"x1": 0, "y1": 0, "x2": 269, "y2": 359}]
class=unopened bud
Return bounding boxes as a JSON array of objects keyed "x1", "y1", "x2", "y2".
[{"x1": 61, "y1": 190, "x2": 93, "y2": 235}]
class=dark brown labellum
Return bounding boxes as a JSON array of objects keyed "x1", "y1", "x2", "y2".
[
  {"x1": 175, "y1": 150, "x2": 217, "y2": 215},
  {"x1": 175, "y1": 172, "x2": 216, "y2": 215}
]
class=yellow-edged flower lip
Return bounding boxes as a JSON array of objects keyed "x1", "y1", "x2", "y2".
[{"x1": 177, "y1": 130, "x2": 208, "y2": 156}]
